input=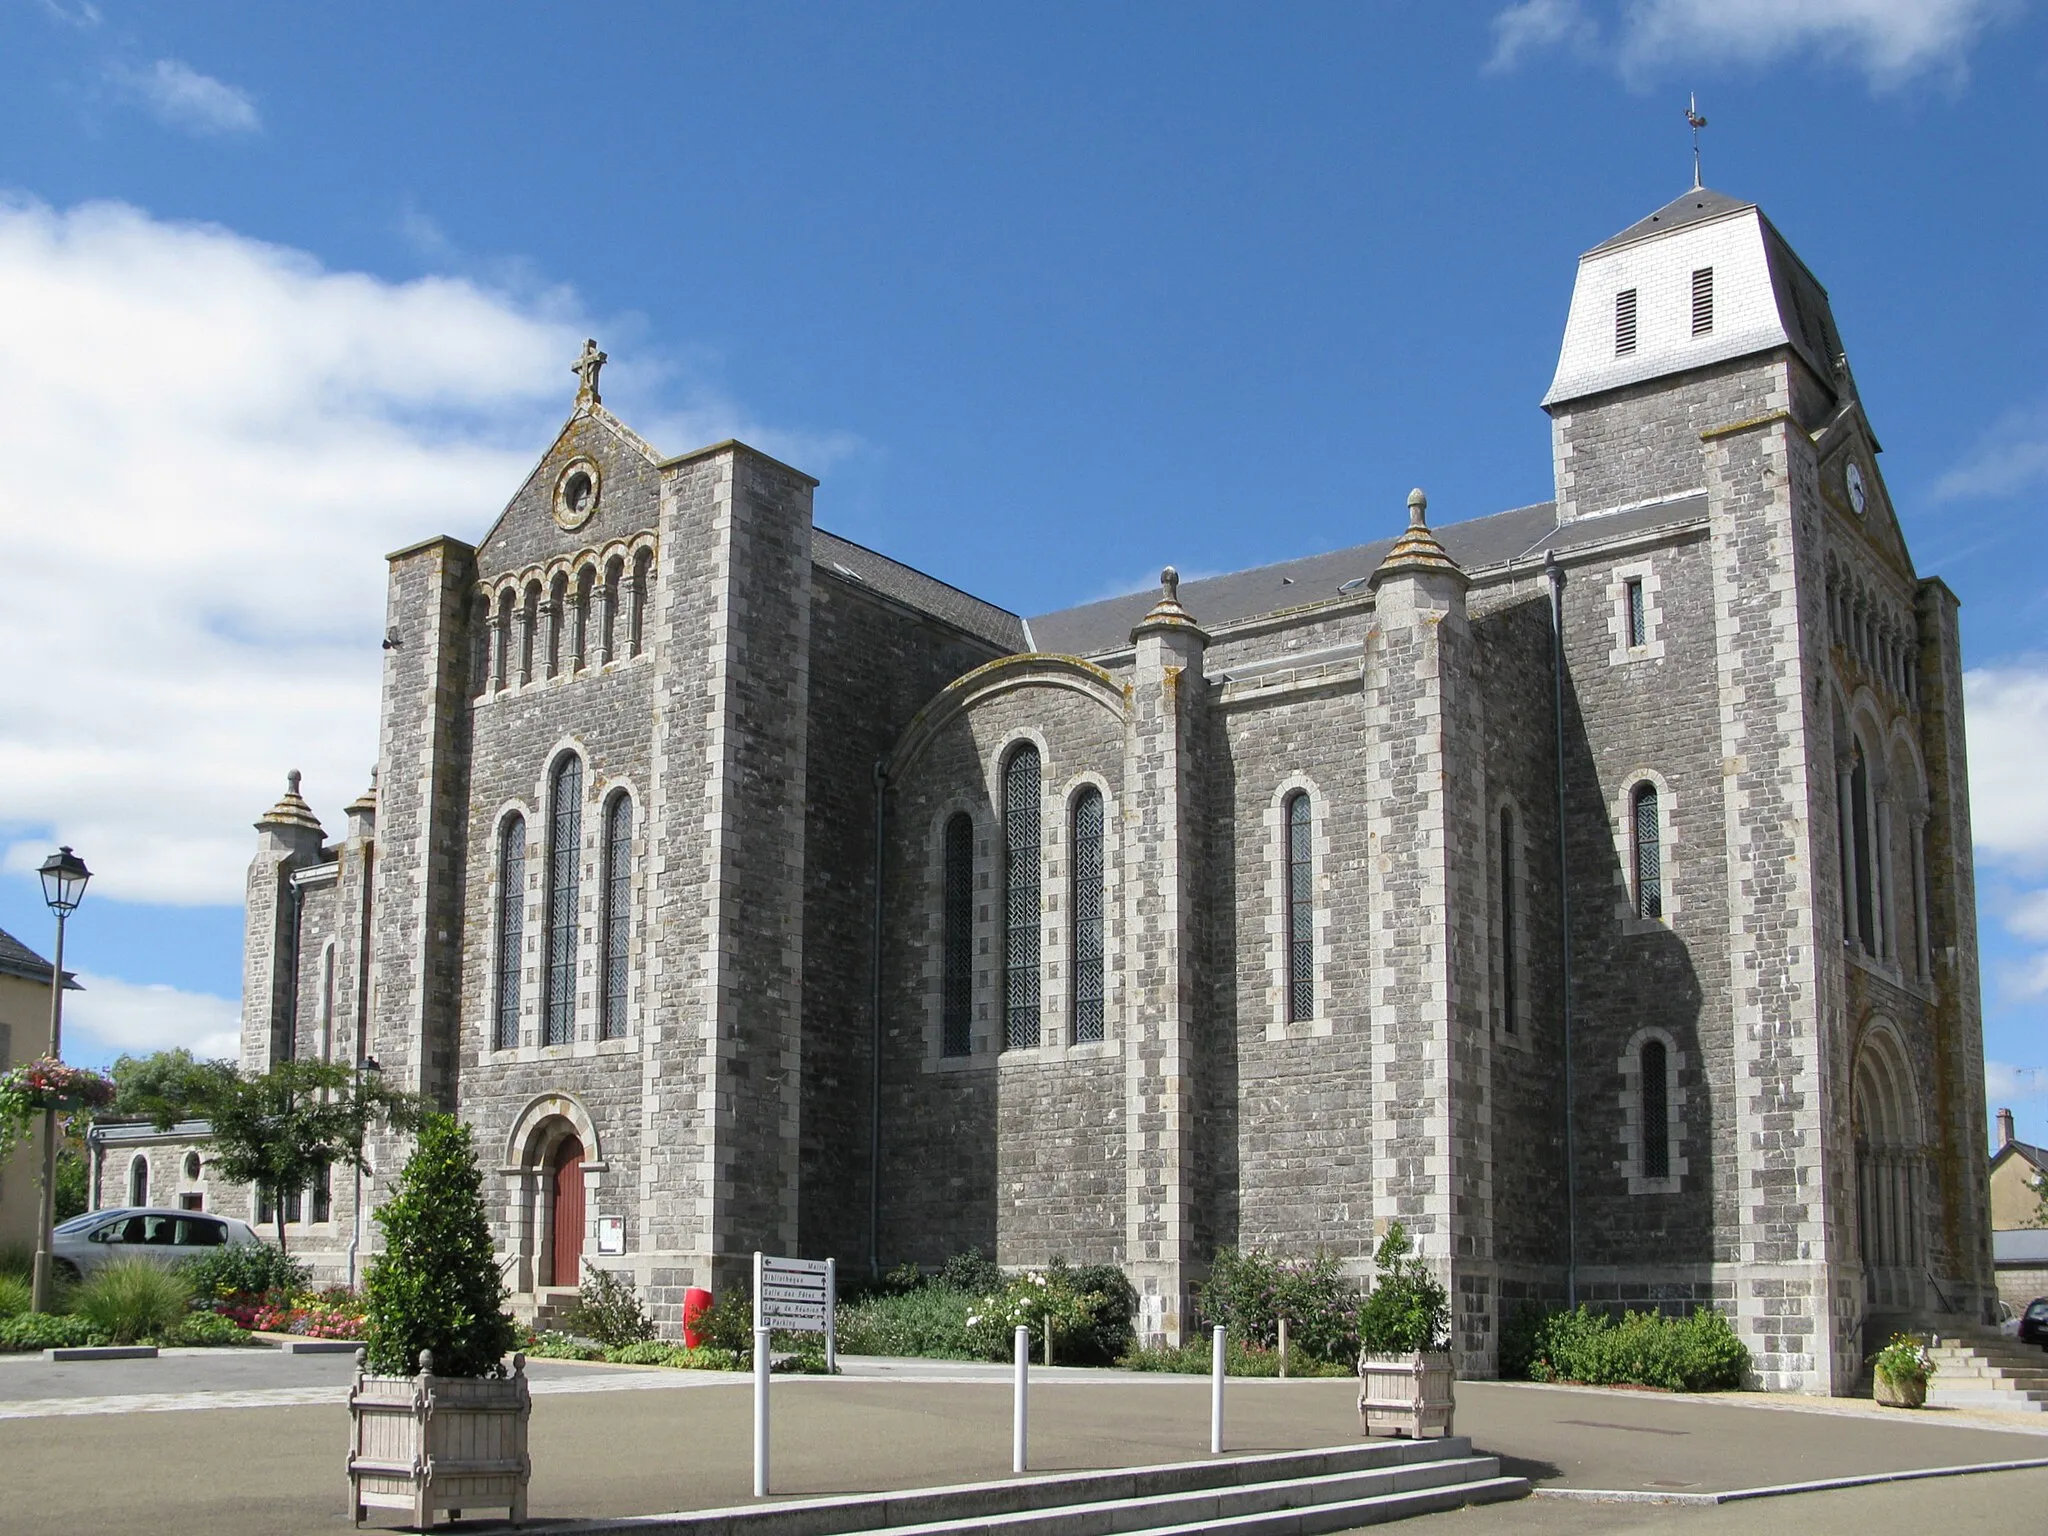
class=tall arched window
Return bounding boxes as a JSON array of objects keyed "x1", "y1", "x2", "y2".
[
  {"x1": 1286, "y1": 791, "x2": 1314, "y2": 1023},
  {"x1": 630, "y1": 547, "x2": 653, "y2": 657},
  {"x1": 600, "y1": 791, "x2": 632, "y2": 1040},
  {"x1": 1071, "y1": 787, "x2": 1105, "y2": 1044},
  {"x1": 941, "y1": 813, "x2": 974, "y2": 1057},
  {"x1": 494, "y1": 813, "x2": 526, "y2": 1050},
  {"x1": 1849, "y1": 744, "x2": 1875, "y2": 954},
  {"x1": 128, "y1": 1154, "x2": 149, "y2": 1208},
  {"x1": 1631, "y1": 783, "x2": 1662, "y2": 920},
  {"x1": 545, "y1": 755, "x2": 583, "y2": 1047},
  {"x1": 1003, "y1": 746, "x2": 1042, "y2": 1050},
  {"x1": 1640, "y1": 1039, "x2": 1670, "y2": 1179},
  {"x1": 1498, "y1": 805, "x2": 1518, "y2": 1034}
]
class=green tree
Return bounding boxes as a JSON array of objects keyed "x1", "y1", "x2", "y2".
[
  {"x1": 144, "y1": 1059, "x2": 420, "y2": 1253},
  {"x1": 362, "y1": 1113, "x2": 518, "y2": 1378},
  {"x1": 2033, "y1": 1168, "x2": 2048, "y2": 1229},
  {"x1": 108, "y1": 1049, "x2": 210, "y2": 1118}
]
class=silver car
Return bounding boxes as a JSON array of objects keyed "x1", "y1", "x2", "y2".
[{"x1": 50, "y1": 1207, "x2": 263, "y2": 1281}]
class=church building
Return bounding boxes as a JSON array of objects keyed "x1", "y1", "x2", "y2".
[{"x1": 140, "y1": 184, "x2": 1992, "y2": 1394}]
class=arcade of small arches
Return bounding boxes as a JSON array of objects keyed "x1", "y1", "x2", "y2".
[
  {"x1": 490, "y1": 748, "x2": 639, "y2": 1054},
  {"x1": 1824, "y1": 553, "x2": 1919, "y2": 707},
  {"x1": 473, "y1": 536, "x2": 659, "y2": 697},
  {"x1": 1833, "y1": 696, "x2": 1932, "y2": 983}
]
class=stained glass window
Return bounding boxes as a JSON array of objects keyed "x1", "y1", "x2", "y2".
[
  {"x1": 1642, "y1": 1039, "x2": 1670, "y2": 1179},
  {"x1": 601, "y1": 792, "x2": 632, "y2": 1040},
  {"x1": 1003, "y1": 747, "x2": 1042, "y2": 1050},
  {"x1": 942, "y1": 814, "x2": 974, "y2": 1057},
  {"x1": 1633, "y1": 784, "x2": 1662, "y2": 921},
  {"x1": 545, "y1": 755, "x2": 583, "y2": 1046},
  {"x1": 1286, "y1": 792, "x2": 1314, "y2": 1023},
  {"x1": 494, "y1": 814, "x2": 525, "y2": 1050},
  {"x1": 1072, "y1": 788, "x2": 1104, "y2": 1044}
]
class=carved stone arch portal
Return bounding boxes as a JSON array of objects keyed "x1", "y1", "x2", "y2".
[
  {"x1": 499, "y1": 1093, "x2": 607, "y2": 1295},
  {"x1": 1851, "y1": 1020, "x2": 1926, "y2": 1308}
]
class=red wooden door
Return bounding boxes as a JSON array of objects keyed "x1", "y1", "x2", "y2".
[{"x1": 550, "y1": 1137, "x2": 585, "y2": 1288}]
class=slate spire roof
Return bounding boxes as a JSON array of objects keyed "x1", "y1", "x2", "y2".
[{"x1": 1588, "y1": 185, "x2": 1754, "y2": 254}]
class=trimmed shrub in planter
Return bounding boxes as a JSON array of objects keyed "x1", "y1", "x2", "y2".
[
  {"x1": 351, "y1": 1114, "x2": 528, "y2": 1529},
  {"x1": 1355, "y1": 1224, "x2": 1454, "y2": 1440},
  {"x1": 1872, "y1": 1334, "x2": 1932, "y2": 1408}
]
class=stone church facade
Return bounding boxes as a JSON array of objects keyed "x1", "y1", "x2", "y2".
[{"x1": 187, "y1": 186, "x2": 1990, "y2": 1394}]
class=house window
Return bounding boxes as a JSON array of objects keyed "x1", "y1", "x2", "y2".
[
  {"x1": 310, "y1": 1161, "x2": 332, "y2": 1224},
  {"x1": 1624, "y1": 579, "x2": 1647, "y2": 648},
  {"x1": 1691, "y1": 267, "x2": 1714, "y2": 335},
  {"x1": 1071, "y1": 788, "x2": 1105, "y2": 1044},
  {"x1": 494, "y1": 814, "x2": 526, "y2": 1051},
  {"x1": 1003, "y1": 746, "x2": 1042, "y2": 1050},
  {"x1": 1615, "y1": 288, "x2": 1638, "y2": 355},
  {"x1": 1499, "y1": 806, "x2": 1518, "y2": 1035},
  {"x1": 1632, "y1": 783, "x2": 1663, "y2": 920},
  {"x1": 545, "y1": 755, "x2": 583, "y2": 1047},
  {"x1": 941, "y1": 813, "x2": 974, "y2": 1057},
  {"x1": 1286, "y1": 791, "x2": 1314, "y2": 1023},
  {"x1": 128, "y1": 1154, "x2": 148, "y2": 1208},
  {"x1": 1641, "y1": 1039, "x2": 1670, "y2": 1179},
  {"x1": 601, "y1": 791, "x2": 632, "y2": 1040}
]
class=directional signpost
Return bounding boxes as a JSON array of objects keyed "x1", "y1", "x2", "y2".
[{"x1": 751, "y1": 1252, "x2": 837, "y2": 1497}]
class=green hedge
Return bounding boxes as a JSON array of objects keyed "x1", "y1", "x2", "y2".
[
  {"x1": 1501, "y1": 1304, "x2": 1750, "y2": 1392},
  {"x1": 1121, "y1": 1335, "x2": 1352, "y2": 1376},
  {"x1": 837, "y1": 1285, "x2": 978, "y2": 1360}
]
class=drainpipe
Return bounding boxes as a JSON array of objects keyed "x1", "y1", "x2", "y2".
[
  {"x1": 868, "y1": 758, "x2": 888, "y2": 1278},
  {"x1": 1547, "y1": 553, "x2": 1579, "y2": 1310}
]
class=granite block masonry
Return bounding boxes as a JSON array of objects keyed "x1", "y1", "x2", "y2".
[{"x1": 122, "y1": 185, "x2": 1988, "y2": 1397}]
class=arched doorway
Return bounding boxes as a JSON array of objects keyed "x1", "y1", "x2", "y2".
[
  {"x1": 1853, "y1": 1026, "x2": 1923, "y2": 1310},
  {"x1": 548, "y1": 1136, "x2": 585, "y2": 1288}
]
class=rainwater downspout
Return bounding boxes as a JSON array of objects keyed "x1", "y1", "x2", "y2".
[
  {"x1": 1546, "y1": 553, "x2": 1579, "y2": 1310},
  {"x1": 868, "y1": 758, "x2": 888, "y2": 1278}
]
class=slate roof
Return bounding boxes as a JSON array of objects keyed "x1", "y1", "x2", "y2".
[
  {"x1": 1026, "y1": 495, "x2": 1707, "y2": 659},
  {"x1": 1995, "y1": 1138, "x2": 2048, "y2": 1173},
  {"x1": 1994, "y1": 1227, "x2": 2048, "y2": 1266},
  {"x1": 814, "y1": 528, "x2": 1028, "y2": 652},
  {"x1": 0, "y1": 924, "x2": 57, "y2": 986},
  {"x1": 1588, "y1": 186, "x2": 1754, "y2": 255}
]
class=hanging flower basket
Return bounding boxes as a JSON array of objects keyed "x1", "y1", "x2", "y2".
[{"x1": 0, "y1": 1059, "x2": 116, "y2": 1158}]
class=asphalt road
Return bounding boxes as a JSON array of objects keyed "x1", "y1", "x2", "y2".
[{"x1": 1, "y1": 1354, "x2": 2044, "y2": 1535}]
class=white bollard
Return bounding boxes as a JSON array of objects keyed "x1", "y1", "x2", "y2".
[
  {"x1": 753, "y1": 1326, "x2": 772, "y2": 1497},
  {"x1": 1210, "y1": 1325, "x2": 1226, "y2": 1454},
  {"x1": 1278, "y1": 1317, "x2": 1289, "y2": 1379},
  {"x1": 1013, "y1": 1324, "x2": 1031, "y2": 1473}
]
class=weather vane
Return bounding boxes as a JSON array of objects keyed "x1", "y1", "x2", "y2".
[{"x1": 1686, "y1": 93, "x2": 1708, "y2": 190}]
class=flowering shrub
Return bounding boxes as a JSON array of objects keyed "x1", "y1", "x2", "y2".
[
  {"x1": 964, "y1": 1270, "x2": 1100, "y2": 1362},
  {"x1": 215, "y1": 1286, "x2": 368, "y2": 1339},
  {"x1": 1872, "y1": 1333, "x2": 1933, "y2": 1387},
  {"x1": 1203, "y1": 1246, "x2": 1361, "y2": 1363},
  {"x1": 0, "y1": 1060, "x2": 115, "y2": 1159}
]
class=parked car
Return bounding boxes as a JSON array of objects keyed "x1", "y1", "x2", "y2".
[
  {"x1": 1997, "y1": 1299, "x2": 2021, "y2": 1337},
  {"x1": 2018, "y1": 1298, "x2": 2048, "y2": 1349},
  {"x1": 49, "y1": 1207, "x2": 262, "y2": 1281}
]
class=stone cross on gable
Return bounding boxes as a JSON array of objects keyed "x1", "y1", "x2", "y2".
[{"x1": 572, "y1": 339, "x2": 607, "y2": 405}]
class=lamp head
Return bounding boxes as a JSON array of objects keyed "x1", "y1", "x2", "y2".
[{"x1": 39, "y1": 846, "x2": 91, "y2": 915}]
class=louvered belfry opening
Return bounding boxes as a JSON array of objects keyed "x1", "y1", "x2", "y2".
[
  {"x1": 1614, "y1": 287, "x2": 1638, "y2": 355},
  {"x1": 1071, "y1": 787, "x2": 1105, "y2": 1044},
  {"x1": 1003, "y1": 746, "x2": 1042, "y2": 1050},
  {"x1": 495, "y1": 815, "x2": 526, "y2": 1050},
  {"x1": 1691, "y1": 266, "x2": 1714, "y2": 335},
  {"x1": 941, "y1": 813, "x2": 974, "y2": 1057},
  {"x1": 1286, "y1": 791, "x2": 1314, "y2": 1023},
  {"x1": 545, "y1": 755, "x2": 583, "y2": 1047}
]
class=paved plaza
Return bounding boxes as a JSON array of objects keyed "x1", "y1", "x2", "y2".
[{"x1": 3, "y1": 1352, "x2": 2045, "y2": 1534}]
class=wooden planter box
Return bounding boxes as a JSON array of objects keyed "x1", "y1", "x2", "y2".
[
  {"x1": 1874, "y1": 1369, "x2": 1927, "y2": 1408},
  {"x1": 1357, "y1": 1350, "x2": 1455, "y2": 1439},
  {"x1": 348, "y1": 1349, "x2": 530, "y2": 1528}
]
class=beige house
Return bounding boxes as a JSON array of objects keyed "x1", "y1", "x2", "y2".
[
  {"x1": 0, "y1": 926, "x2": 63, "y2": 1256},
  {"x1": 1990, "y1": 1108, "x2": 2046, "y2": 1231}
]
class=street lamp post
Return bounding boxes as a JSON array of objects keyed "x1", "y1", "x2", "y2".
[{"x1": 31, "y1": 846, "x2": 90, "y2": 1314}]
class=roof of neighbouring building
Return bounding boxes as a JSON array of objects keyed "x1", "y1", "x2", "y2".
[
  {"x1": 815, "y1": 527, "x2": 1028, "y2": 652},
  {"x1": 0, "y1": 924, "x2": 66, "y2": 988},
  {"x1": 1025, "y1": 493, "x2": 1706, "y2": 659},
  {"x1": 1995, "y1": 1138, "x2": 2048, "y2": 1174}
]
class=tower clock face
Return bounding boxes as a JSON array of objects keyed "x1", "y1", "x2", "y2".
[{"x1": 1846, "y1": 461, "x2": 1867, "y2": 516}]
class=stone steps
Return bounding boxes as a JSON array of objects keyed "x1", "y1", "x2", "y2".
[
  {"x1": 1927, "y1": 1333, "x2": 2048, "y2": 1413},
  {"x1": 552, "y1": 1440, "x2": 1528, "y2": 1536}
]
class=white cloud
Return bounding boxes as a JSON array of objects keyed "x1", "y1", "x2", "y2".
[
  {"x1": 1934, "y1": 400, "x2": 2048, "y2": 501},
  {"x1": 1486, "y1": 0, "x2": 1598, "y2": 73},
  {"x1": 0, "y1": 198, "x2": 850, "y2": 908},
  {"x1": 108, "y1": 58, "x2": 260, "y2": 136},
  {"x1": 1988, "y1": 1060, "x2": 2048, "y2": 1106},
  {"x1": 64, "y1": 972, "x2": 240, "y2": 1062},
  {"x1": 1485, "y1": 0, "x2": 2018, "y2": 86},
  {"x1": 1967, "y1": 661, "x2": 2048, "y2": 870}
]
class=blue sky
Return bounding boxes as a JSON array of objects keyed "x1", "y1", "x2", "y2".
[{"x1": 1, "y1": 2, "x2": 2044, "y2": 1140}]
